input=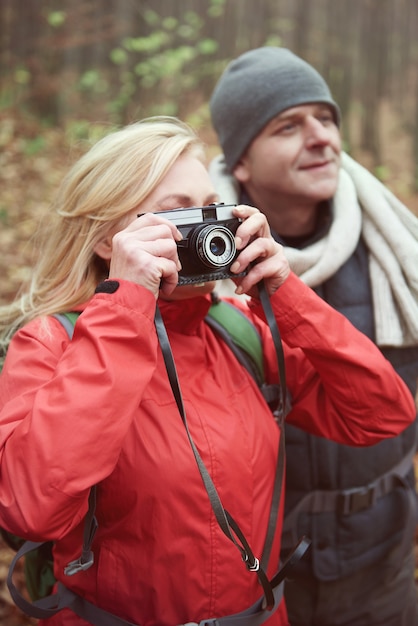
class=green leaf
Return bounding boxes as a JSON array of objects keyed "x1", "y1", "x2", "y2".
[
  {"x1": 47, "y1": 11, "x2": 66, "y2": 28},
  {"x1": 144, "y1": 10, "x2": 160, "y2": 26},
  {"x1": 374, "y1": 165, "x2": 390, "y2": 182},
  {"x1": 162, "y1": 17, "x2": 178, "y2": 30},
  {"x1": 197, "y1": 39, "x2": 218, "y2": 55},
  {"x1": 0, "y1": 206, "x2": 8, "y2": 224},
  {"x1": 14, "y1": 68, "x2": 30, "y2": 85},
  {"x1": 184, "y1": 11, "x2": 203, "y2": 29},
  {"x1": 79, "y1": 70, "x2": 101, "y2": 90},
  {"x1": 207, "y1": 0, "x2": 225, "y2": 18},
  {"x1": 110, "y1": 48, "x2": 128, "y2": 65},
  {"x1": 23, "y1": 136, "x2": 45, "y2": 156},
  {"x1": 124, "y1": 32, "x2": 169, "y2": 53}
]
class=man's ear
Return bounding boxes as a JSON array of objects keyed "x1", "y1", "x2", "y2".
[
  {"x1": 233, "y1": 158, "x2": 250, "y2": 183},
  {"x1": 93, "y1": 236, "x2": 113, "y2": 261}
]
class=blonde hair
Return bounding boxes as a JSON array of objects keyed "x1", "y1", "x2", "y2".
[{"x1": 0, "y1": 116, "x2": 205, "y2": 358}]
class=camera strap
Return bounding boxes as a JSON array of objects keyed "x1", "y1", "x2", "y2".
[
  {"x1": 154, "y1": 302, "x2": 275, "y2": 610},
  {"x1": 154, "y1": 279, "x2": 309, "y2": 619}
]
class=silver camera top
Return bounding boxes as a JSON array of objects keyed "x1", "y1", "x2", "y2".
[{"x1": 156, "y1": 203, "x2": 236, "y2": 226}]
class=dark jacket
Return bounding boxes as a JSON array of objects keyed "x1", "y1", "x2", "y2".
[{"x1": 280, "y1": 236, "x2": 418, "y2": 580}]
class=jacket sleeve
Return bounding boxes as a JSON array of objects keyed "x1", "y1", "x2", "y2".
[
  {"x1": 250, "y1": 272, "x2": 416, "y2": 444},
  {"x1": 0, "y1": 281, "x2": 158, "y2": 540}
]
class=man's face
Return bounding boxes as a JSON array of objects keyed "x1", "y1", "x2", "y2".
[{"x1": 234, "y1": 103, "x2": 341, "y2": 208}]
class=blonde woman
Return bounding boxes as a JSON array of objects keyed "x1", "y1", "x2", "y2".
[{"x1": 0, "y1": 117, "x2": 414, "y2": 626}]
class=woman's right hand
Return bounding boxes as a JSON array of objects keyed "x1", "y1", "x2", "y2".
[{"x1": 108, "y1": 214, "x2": 183, "y2": 298}]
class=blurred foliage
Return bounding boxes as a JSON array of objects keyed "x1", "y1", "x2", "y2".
[
  {"x1": 0, "y1": 0, "x2": 416, "y2": 175},
  {"x1": 0, "y1": 0, "x2": 417, "y2": 305},
  {"x1": 1, "y1": 0, "x2": 233, "y2": 130}
]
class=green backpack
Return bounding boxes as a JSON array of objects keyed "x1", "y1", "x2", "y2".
[{"x1": 2, "y1": 298, "x2": 281, "y2": 604}]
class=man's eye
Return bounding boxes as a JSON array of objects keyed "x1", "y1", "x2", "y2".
[
  {"x1": 319, "y1": 114, "x2": 333, "y2": 125},
  {"x1": 276, "y1": 123, "x2": 296, "y2": 134}
]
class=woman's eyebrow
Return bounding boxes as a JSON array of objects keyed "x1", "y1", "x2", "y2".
[
  {"x1": 155, "y1": 194, "x2": 194, "y2": 208},
  {"x1": 155, "y1": 193, "x2": 220, "y2": 210},
  {"x1": 204, "y1": 194, "x2": 220, "y2": 205}
]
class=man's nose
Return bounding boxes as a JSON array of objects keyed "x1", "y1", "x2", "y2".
[{"x1": 304, "y1": 116, "x2": 332, "y2": 146}]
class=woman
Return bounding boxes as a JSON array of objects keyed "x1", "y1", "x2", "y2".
[{"x1": 0, "y1": 117, "x2": 414, "y2": 626}]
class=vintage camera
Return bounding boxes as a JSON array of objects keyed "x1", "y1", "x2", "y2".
[{"x1": 156, "y1": 203, "x2": 246, "y2": 285}]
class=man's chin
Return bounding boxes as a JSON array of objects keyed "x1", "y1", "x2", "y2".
[{"x1": 308, "y1": 177, "x2": 339, "y2": 203}]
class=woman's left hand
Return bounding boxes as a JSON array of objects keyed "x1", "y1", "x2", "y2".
[{"x1": 229, "y1": 205, "x2": 290, "y2": 298}]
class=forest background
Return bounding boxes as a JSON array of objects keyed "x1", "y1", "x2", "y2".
[{"x1": 0, "y1": 0, "x2": 418, "y2": 624}]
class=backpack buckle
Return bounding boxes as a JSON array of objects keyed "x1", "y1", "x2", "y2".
[
  {"x1": 64, "y1": 551, "x2": 94, "y2": 576},
  {"x1": 338, "y1": 484, "x2": 376, "y2": 515},
  {"x1": 243, "y1": 554, "x2": 260, "y2": 572}
]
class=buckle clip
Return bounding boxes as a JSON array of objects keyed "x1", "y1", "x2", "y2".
[
  {"x1": 338, "y1": 484, "x2": 376, "y2": 515},
  {"x1": 64, "y1": 551, "x2": 94, "y2": 576},
  {"x1": 242, "y1": 553, "x2": 260, "y2": 572}
]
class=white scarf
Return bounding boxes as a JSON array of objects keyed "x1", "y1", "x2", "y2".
[{"x1": 209, "y1": 152, "x2": 418, "y2": 347}]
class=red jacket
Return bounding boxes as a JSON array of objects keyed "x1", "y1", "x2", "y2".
[{"x1": 0, "y1": 273, "x2": 414, "y2": 626}]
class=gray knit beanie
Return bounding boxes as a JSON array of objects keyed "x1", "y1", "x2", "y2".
[{"x1": 210, "y1": 47, "x2": 341, "y2": 171}]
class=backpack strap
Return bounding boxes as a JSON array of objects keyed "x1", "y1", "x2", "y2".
[
  {"x1": 6, "y1": 310, "x2": 98, "y2": 611},
  {"x1": 53, "y1": 311, "x2": 98, "y2": 574},
  {"x1": 7, "y1": 486, "x2": 98, "y2": 618},
  {"x1": 206, "y1": 298, "x2": 265, "y2": 384},
  {"x1": 52, "y1": 311, "x2": 80, "y2": 339},
  {"x1": 281, "y1": 438, "x2": 418, "y2": 551},
  {"x1": 206, "y1": 298, "x2": 283, "y2": 412}
]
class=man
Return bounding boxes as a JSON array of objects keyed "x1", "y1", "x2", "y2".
[{"x1": 209, "y1": 46, "x2": 418, "y2": 626}]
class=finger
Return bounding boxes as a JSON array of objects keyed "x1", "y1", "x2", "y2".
[
  {"x1": 233, "y1": 210, "x2": 271, "y2": 249},
  {"x1": 235, "y1": 255, "x2": 290, "y2": 296},
  {"x1": 136, "y1": 213, "x2": 183, "y2": 241},
  {"x1": 113, "y1": 226, "x2": 179, "y2": 254},
  {"x1": 109, "y1": 235, "x2": 182, "y2": 288},
  {"x1": 112, "y1": 235, "x2": 181, "y2": 270},
  {"x1": 231, "y1": 237, "x2": 279, "y2": 275},
  {"x1": 159, "y1": 270, "x2": 180, "y2": 297},
  {"x1": 232, "y1": 204, "x2": 260, "y2": 219},
  {"x1": 130, "y1": 255, "x2": 180, "y2": 298}
]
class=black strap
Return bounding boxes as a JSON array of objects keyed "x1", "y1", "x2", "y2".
[
  {"x1": 8, "y1": 554, "x2": 140, "y2": 626},
  {"x1": 8, "y1": 544, "x2": 283, "y2": 626},
  {"x1": 257, "y1": 281, "x2": 287, "y2": 421},
  {"x1": 256, "y1": 281, "x2": 289, "y2": 571},
  {"x1": 64, "y1": 486, "x2": 98, "y2": 576},
  {"x1": 154, "y1": 304, "x2": 275, "y2": 610},
  {"x1": 7, "y1": 486, "x2": 98, "y2": 616},
  {"x1": 154, "y1": 279, "x2": 305, "y2": 619},
  {"x1": 8, "y1": 545, "x2": 307, "y2": 626},
  {"x1": 281, "y1": 441, "x2": 418, "y2": 550}
]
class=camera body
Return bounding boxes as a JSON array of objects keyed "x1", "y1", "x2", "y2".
[{"x1": 156, "y1": 203, "x2": 246, "y2": 285}]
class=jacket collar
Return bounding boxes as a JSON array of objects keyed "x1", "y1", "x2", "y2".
[{"x1": 157, "y1": 293, "x2": 213, "y2": 335}]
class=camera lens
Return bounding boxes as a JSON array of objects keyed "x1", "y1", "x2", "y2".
[
  {"x1": 209, "y1": 236, "x2": 227, "y2": 257},
  {"x1": 193, "y1": 225, "x2": 236, "y2": 268}
]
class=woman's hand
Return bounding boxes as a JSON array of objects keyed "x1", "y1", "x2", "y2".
[
  {"x1": 108, "y1": 213, "x2": 182, "y2": 299},
  {"x1": 229, "y1": 205, "x2": 290, "y2": 298},
  {"x1": 107, "y1": 205, "x2": 289, "y2": 300}
]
